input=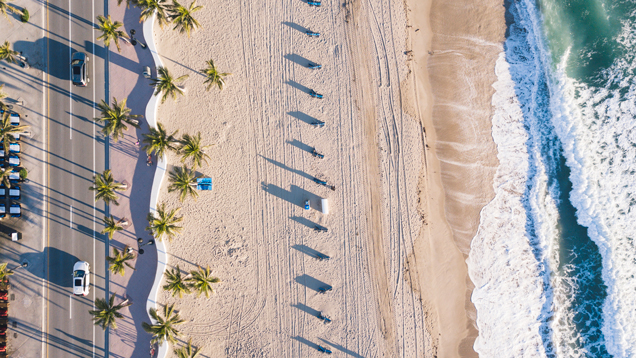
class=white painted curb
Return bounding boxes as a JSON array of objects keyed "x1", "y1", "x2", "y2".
[{"x1": 143, "y1": 14, "x2": 169, "y2": 358}]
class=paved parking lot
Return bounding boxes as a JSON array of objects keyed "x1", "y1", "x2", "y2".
[{"x1": 0, "y1": 0, "x2": 48, "y2": 356}]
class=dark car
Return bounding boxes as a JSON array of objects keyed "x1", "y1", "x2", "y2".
[{"x1": 71, "y1": 52, "x2": 88, "y2": 87}]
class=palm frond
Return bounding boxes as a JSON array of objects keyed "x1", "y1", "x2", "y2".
[
  {"x1": 142, "y1": 122, "x2": 178, "y2": 158},
  {"x1": 96, "y1": 15, "x2": 129, "y2": 53},
  {"x1": 168, "y1": 0, "x2": 203, "y2": 37},
  {"x1": 163, "y1": 265, "x2": 191, "y2": 298},
  {"x1": 149, "y1": 66, "x2": 188, "y2": 103},
  {"x1": 168, "y1": 165, "x2": 199, "y2": 202},
  {"x1": 142, "y1": 303, "x2": 185, "y2": 345},
  {"x1": 178, "y1": 132, "x2": 211, "y2": 169},
  {"x1": 137, "y1": 0, "x2": 170, "y2": 28},
  {"x1": 186, "y1": 265, "x2": 220, "y2": 298},
  {"x1": 0, "y1": 112, "x2": 29, "y2": 157},
  {"x1": 201, "y1": 59, "x2": 231, "y2": 91},
  {"x1": 89, "y1": 169, "x2": 126, "y2": 206},
  {"x1": 89, "y1": 295, "x2": 131, "y2": 330},
  {"x1": 107, "y1": 246, "x2": 136, "y2": 276},
  {"x1": 101, "y1": 215, "x2": 125, "y2": 240},
  {"x1": 174, "y1": 338, "x2": 203, "y2": 358},
  {"x1": 146, "y1": 202, "x2": 183, "y2": 241}
]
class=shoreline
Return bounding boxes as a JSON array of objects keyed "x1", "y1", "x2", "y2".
[{"x1": 407, "y1": 0, "x2": 507, "y2": 356}]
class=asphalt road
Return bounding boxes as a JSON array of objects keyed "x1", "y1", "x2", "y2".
[{"x1": 45, "y1": 0, "x2": 108, "y2": 356}]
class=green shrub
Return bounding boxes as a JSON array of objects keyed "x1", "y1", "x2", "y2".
[
  {"x1": 20, "y1": 9, "x2": 29, "y2": 23},
  {"x1": 19, "y1": 168, "x2": 27, "y2": 180}
]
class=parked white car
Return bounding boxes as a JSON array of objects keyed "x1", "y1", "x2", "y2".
[{"x1": 72, "y1": 261, "x2": 90, "y2": 296}]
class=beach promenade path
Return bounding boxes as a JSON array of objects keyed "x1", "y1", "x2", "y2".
[{"x1": 103, "y1": 2, "x2": 157, "y2": 358}]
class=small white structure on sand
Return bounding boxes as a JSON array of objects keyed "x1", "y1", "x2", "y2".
[{"x1": 321, "y1": 198, "x2": 329, "y2": 215}]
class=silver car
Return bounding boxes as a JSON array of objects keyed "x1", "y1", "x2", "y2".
[
  {"x1": 72, "y1": 261, "x2": 90, "y2": 296},
  {"x1": 71, "y1": 52, "x2": 88, "y2": 87}
]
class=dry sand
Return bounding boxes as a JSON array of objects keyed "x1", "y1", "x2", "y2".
[{"x1": 148, "y1": 0, "x2": 504, "y2": 356}]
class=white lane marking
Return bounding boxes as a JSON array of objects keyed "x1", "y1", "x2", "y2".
[
  {"x1": 41, "y1": 2, "x2": 48, "y2": 355},
  {"x1": 91, "y1": 0, "x2": 96, "y2": 355},
  {"x1": 69, "y1": 295, "x2": 72, "y2": 319},
  {"x1": 68, "y1": 0, "x2": 72, "y2": 140},
  {"x1": 69, "y1": 205, "x2": 73, "y2": 228}
]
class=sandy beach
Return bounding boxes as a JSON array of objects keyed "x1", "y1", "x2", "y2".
[{"x1": 147, "y1": 0, "x2": 505, "y2": 356}]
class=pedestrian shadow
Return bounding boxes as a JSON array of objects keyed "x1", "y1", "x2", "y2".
[
  {"x1": 291, "y1": 244, "x2": 324, "y2": 259},
  {"x1": 259, "y1": 155, "x2": 314, "y2": 180},
  {"x1": 287, "y1": 139, "x2": 313, "y2": 154},
  {"x1": 261, "y1": 183, "x2": 314, "y2": 208},
  {"x1": 284, "y1": 53, "x2": 312, "y2": 67},
  {"x1": 289, "y1": 216, "x2": 319, "y2": 228},
  {"x1": 286, "y1": 80, "x2": 311, "y2": 94},
  {"x1": 294, "y1": 274, "x2": 327, "y2": 292},
  {"x1": 287, "y1": 111, "x2": 319, "y2": 125},
  {"x1": 292, "y1": 335, "x2": 320, "y2": 350},
  {"x1": 292, "y1": 302, "x2": 320, "y2": 317},
  {"x1": 318, "y1": 337, "x2": 365, "y2": 358},
  {"x1": 282, "y1": 21, "x2": 309, "y2": 34}
]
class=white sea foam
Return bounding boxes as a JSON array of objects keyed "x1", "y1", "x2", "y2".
[
  {"x1": 468, "y1": 0, "x2": 617, "y2": 355},
  {"x1": 468, "y1": 52, "x2": 551, "y2": 358},
  {"x1": 547, "y1": 19, "x2": 636, "y2": 355}
]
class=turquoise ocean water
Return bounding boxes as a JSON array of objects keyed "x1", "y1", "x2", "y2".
[{"x1": 466, "y1": 0, "x2": 636, "y2": 356}]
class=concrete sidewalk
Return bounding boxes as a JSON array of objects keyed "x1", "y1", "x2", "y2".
[{"x1": 103, "y1": 3, "x2": 158, "y2": 358}]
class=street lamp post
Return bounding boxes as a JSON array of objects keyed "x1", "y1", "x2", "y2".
[
  {"x1": 129, "y1": 29, "x2": 147, "y2": 49},
  {"x1": 137, "y1": 238, "x2": 155, "y2": 255},
  {"x1": 12, "y1": 262, "x2": 28, "y2": 271}
]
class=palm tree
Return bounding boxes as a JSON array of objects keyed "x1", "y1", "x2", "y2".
[
  {"x1": 0, "y1": 84, "x2": 9, "y2": 111},
  {"x1": 0, "y1": 0, "x2": 22, "y2": 19},
  {"x1": 0, "y1": 41, "x2": 27, "y2": 66},
  {"x1": 201, "y1": 60, "x2": 231, "y2": 91},
  {"x1": 89, "y1": 295, "x2": 132, "y2": 330},
  {"x1": 178, "y1": 132, "x2": 210, "y2": 169},
  {"x1": 0, "y1": 168, "x2": 12, "y2": 188},
  {"x1": 94, "y1": 98, "x2": 141, "y2": 142},
  {"x1": 0, "y1": 111, "x2": 29, "y2": 154},
  {"x1": 0, "y1": 263, "x2": 14, "y2": 282},
  {"x1": 137, "y1": 0, "x2": 170, "y2": 28},
  {"x1": 101, "y1": 215, "x2": 127, "y2": 240},
  {"x1": 168, "y1": 165, "x2": 199, "y2": 202},
  {"x1": 163, "y1": 265, "x2": 190, "y2": 298},
  {"x1": 150, "y1": 66, "x2": 188, "y2": 104},
  {"x1": 187, "y1": 265, "x2": 220, "y2": 298},
  {"x1": 142, "y1": 122, "x2": 178, "y2": 158},
  {"x1": 142, "y1": 303, "x2": 185, "y2": 345},
  {"x1": 146, "y1": 203, "x2": 183, "y2": 241},
  {"x1": 167, "y1": 0, "x2": 202, "y2": 37},
  {"x1": 89, "y1": 169, "x2": 127, "y2": 206},
  {"x1": 107, "y1": 246, "x2": 136, "y2": 276},
  {"x1": 96, "y1": 15, "x2": 129, "y2": 53},
  {"x1": 174, "y1": 339, "x2": 202, "y2": 358}
]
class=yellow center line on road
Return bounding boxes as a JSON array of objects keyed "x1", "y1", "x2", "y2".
[
  {"x1": 45, "y1": 0, "x2": 50, "y2": 356},
  {"x1": 42, "y1": 0, "x2": 51, "y2": 357}
]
